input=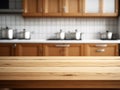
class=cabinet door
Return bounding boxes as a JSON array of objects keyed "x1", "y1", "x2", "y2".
[
  {"x1": 65, "y1": 44, "x2": 84, "y2": 56},
  {"x1": 43, "y1": 44, "x2": 65, "y2": 56},
  {"x1": 44, "y1": 0, "x2": 62, "y2": 16},
  {"x1": 23, "y1": 0, "x2": 43, "y2": 16},
  {"x1": 85, "y1": 44, "x2": 118, "y2": 56},
  {"x1": 0, "y1": 44, "x2": 15, "y2": 56},
  {"x1": 83, "y1": 0, "x2": 101, "y2": 16},
  {"x1": 63, "y1": 0, "x2": 82, "y2": 16},
  {"x1": 16, "y1": 44, "x2": 43, "y2": 56},
  {"x1": 102, "y1": 0, "x2": 118, "y2": 16}
]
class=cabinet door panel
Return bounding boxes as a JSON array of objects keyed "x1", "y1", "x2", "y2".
[
  {"x1": 0, "y1": 44, "x2": 14, "y2": 56},
  {"x1": 85, "y1": 0, "x2": 99, "y2": 13},
  {"x1": 102, "y1": 0, "x2": 118, "y2": 16},
  {"x1": 85, "y1": 44, "x2": 118, "y2": 56},
  {"x1": 23, "y1": 0, "x2": 43, "y2": 16},
  {"x1": 24, "y1": 0, "x2": 37, "y2": 14},
  {"x1": 44, "y1": 44, "x2": 64, "y2": 56},
  {"x1": 44, "y1": 0, "x2": 62, "y2": 16},
  {"x1": 63, "y1": 0, "x2": 82, "y2": 16},
  {"x1": 83, "y1": 0, "x2": 101, "y2": 16},
  {"x1": 103, "y1": 0, "x2": 115, "y2": 13},
  {"x1": 16, "y1": 44, "x2": 43, "y2": 56},
  {"x1": 65, "y1": 44, "x2": 83, "y2": 56}
]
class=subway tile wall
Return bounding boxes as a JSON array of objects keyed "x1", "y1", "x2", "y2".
[{"x1": 0, "y1": 14, "x2": 118, "y2": 40}]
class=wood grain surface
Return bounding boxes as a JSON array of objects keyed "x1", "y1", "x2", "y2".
[{"x1": 0, "y1": 57, "x2": 120, "y2": 88}]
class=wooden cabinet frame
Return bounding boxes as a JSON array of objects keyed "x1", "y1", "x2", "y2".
[{"x1": 23, "y1": 0, "x2": 118, "y2": 17}]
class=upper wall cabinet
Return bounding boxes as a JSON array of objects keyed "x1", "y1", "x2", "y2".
[
  {"x1": 62, "y1": 0, "x2": 82, "y2": 16},
  {"x1": 44, "y1": 0, "x2": 62, "y2": 16},
  {"x1": 83, "y1": 0, "x2": 101, "y2": 16},
  {"x1": 102, "y1": 0, "x2": 118, "y2": 16},
  {"x1": 83, "y1": 0, "x2": 118, "y2": 17},
  {"x1": 23, "y1": 0, "x2": 43, "y2": 16},
  {"x1": 23, "y1": 0, "x2": 119, "y2": 17}
]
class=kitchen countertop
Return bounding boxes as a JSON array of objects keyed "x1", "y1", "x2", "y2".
[
  {"x1": 0, "y1": 39, "x2": 120, "y2": 43},
  {"x1": 0, "y1": 56, "x2": 120, "y2": 88}
]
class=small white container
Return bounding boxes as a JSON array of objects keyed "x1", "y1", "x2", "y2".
[
  {"x1": 8, "y1": 29, "x2": 13, "y2": 39},
  {"x1": 25, "y1": 31, "x2": 31, "y2": 39},
  {"x1": 56, "y1": 29, "x2": 65, "y2": 40},
  {"x1": 107, "y1": 31, "x2": 112, "y2": 39}
]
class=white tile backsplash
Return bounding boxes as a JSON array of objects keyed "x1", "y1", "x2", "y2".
[{"x1": 0, "y1": 14, "x2": 118, "y2": 40}]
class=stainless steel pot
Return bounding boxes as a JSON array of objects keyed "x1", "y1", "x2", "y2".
[
  {"x1": 1, "y1": 27, "x2": 14, "y2": 39},
  {"x1": 18, "y1": 29, "x2": 31, "y2": 39},
  {"x1": 56, "y1": 29, "x2": 65, "y2": 40},
  {"x1": 71, "y1": 30, "x2": 83, "y2": 40},
  {"x1": 99, "y1": 31, "x2": 113, "y2": 40}
]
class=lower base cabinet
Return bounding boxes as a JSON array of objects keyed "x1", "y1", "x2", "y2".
[
  {"x1": 16, "y1": 44, "x2": 43, "y2": 56},
  {"x1": 85, "y1": 44, "x2": 119, "y2": 56},
  {"x1": 0, "y1": 43, "x2": 119, "y2": 56},
  {"x1": 43, "y1": 44, "x2": 84, "y2": 56},
  {"x1": 0, "y1": 44, "x2": 15, "y2": 56}
]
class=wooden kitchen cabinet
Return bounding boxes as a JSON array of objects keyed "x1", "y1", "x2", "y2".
[
  {"x1": 84, "y1": 44, "x2": 119, "y2": 56},
  {"x1": 43, "y1": 44, "x2": 83, "y2": 56},
  {"x1": 65, "y1": 44, "x2": 84, "y2": 56},
  {"x1": 16, "y1": 44, "x2": 43, "y2": 56},
  {"x1": 83, "y1": 0, "x2": 118, "y2": 17},
  {"x1": 101, "y1": 0, "x2": 118, "y2": 16},
  {"x1": 0, "y1": 44, "x2": 15, "y2": 56},
  {"x1": 44, "y1": 0, "x2": 62, "y2": 16},
  {"x1": 62, "y1": 0, "x2": 82, "y2": 16},
  {"x1": 23, "y1": 0, "x2": 118, "y2": 17},
  {"x1": 43, "y1": 44, "x2": 65, "y2": 56},
  {"x1": 23, "y1": 0, "x2": 43, "y2": 16},
  {"x1": 83, "y1": 0, "x2": 101, "y2": 16}
]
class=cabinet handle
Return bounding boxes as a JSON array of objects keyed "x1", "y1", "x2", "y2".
[
  {"x1": 56, "y1": 44, "x2": 70, "y2": 47},
  {"x1": 96, "y1": 49, "x2": 105, "y2": 52},
  {"x1": 95, "y1": 44, "x2": 107, "y2": 47},
  {"x1": 25, "y1": 9, "x2": 27, "y2": 13},
  {"x1": 13, "y1": 44, "x2": 16, "y2": 48}
]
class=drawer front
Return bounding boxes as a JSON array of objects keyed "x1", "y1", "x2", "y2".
[{"x1": 85, "y1": 44, "x2": 118, "y2": 56}]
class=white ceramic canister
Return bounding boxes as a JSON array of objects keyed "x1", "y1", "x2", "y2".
[
  {"x1": 59, "y1": 29, "x2": 65, "y2": 40},
  {"x1": 8, "y1": 29, "x2": 14, "y2": 39}
]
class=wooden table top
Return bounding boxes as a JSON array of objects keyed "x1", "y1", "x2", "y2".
[{"x1": 0, "y1": 56, "x2": 120, "y2": 81}]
